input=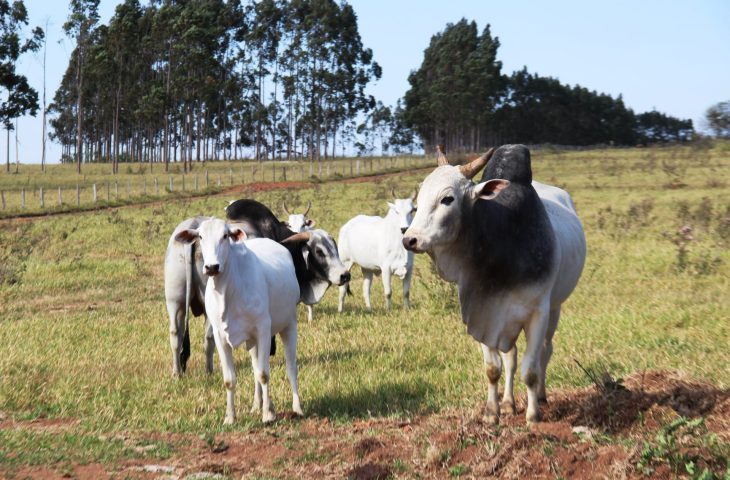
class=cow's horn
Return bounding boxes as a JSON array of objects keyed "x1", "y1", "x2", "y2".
[
  {"x1": 281, "y1": 231, "x2": 312, "y2": 244},
  {"x1": 282, "y1": 201, "x2": 291, "y2": 216},
  {"x1": 410, "y1": 187, "x2": 418, "y2": 200},
  {"x1": 303, "y1": 201, "x2": 311, "y2": 216},
  {"x1": 390, "y1": 187, "x2": 398, "y2": 199},
  {"x1": 459, "y1": 148, "x2": 496, "y2": 179},
  {"x1": 436, "y1": 144, "x2": 448, "y2": 166}
]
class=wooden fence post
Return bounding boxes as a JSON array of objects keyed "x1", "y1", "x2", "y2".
[
  {"x1": 21, "y1": 189, "x2": 25, "y2": 209},
  {"x1": 169, "y1": 176, "x2": 173, "y2": 192},
  {"x1": 251, "y1": 165, "x2": 255, "y2": 182},
  {"x1": 229, "y1": 168, "x2": 233, "y2": 185},
  {"x1": 143, "y1": 178, "x2": 147, "y2": 196},
  {"x1": 182, "y1": 174, "x2": 185, "y2": 192},
  {"x1": 217, "y1": 174, "x2": 221, "y2": 187},
  {"x1": 273, "y1": 164, "x2": 276, "y2": 182},
  {"x1": 93, "y1": 184, "x2": 97, "y2": 203},
  {"x1": 155, "y1": 178, "x2": 159, "y2": 196},
  {"x1": 127, "y1": 180, "x2": 131, "y2": 198},
  {"x1": 194, "y1": 174, "x2": 199, "y2": 192},
  {"x1": 0, "y1": 190, "x2": 5, "y2": 210},
  {"x1": 300, "y1": 165, "x2": 304, "y2": 180},
  {"x1": 262, "y1": 163, "x2": 265, "y2": 182},
  {"x1": 58, "y1": 187, "x2": 62, "y2": 206},
  {"x1": 76, "y1": 185, "x2": 80, "y2": 206},
  {"x1": 40, "y1": 187, "x2": 44, "y2": 208},
  {"x1": 240, "y1": 165, "x2": 244, "y2": 183},
  {"x1": 282, "y1": 166, "x2": 286, "y2": 181},
  {"x1": 107, "y1": 183, "x2": 110, "y2": 202},
  {"x1": 114, "y1": 181, "x2": 118, "y2": 199}
]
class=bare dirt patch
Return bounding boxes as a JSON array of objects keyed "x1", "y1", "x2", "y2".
[{"x1": 3, "y1": 371, "x2": 728, "y2": 479}]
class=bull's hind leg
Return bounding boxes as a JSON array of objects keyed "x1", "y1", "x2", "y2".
[
  {"x1": 167, "y1": 302, "x2": 185, "y2": 377},
  {"x1": 382, "y1": 268, "x2": 393, "y2": 310},
  {"x1": 248, "y1": 345, "x2": 262, "y2": 414},
  {"x1": 402, "y1": 266, "x2": 413, "y2": 309},
  {"x1": 481, "y1": 344, "x2": 502, "y2": 425},
  {"x1": 500, "y1": 346, "x2": 518, "y2": 414},
  {"x1": 256, "y1": 331, "x2": 276, "y2": 423},
  {"x1": 522, "y1": 307, "x2": 549, "y2": 424},
  {"x1": 280, "y1": 322, "x2": 303, "y2": 416},
  {"x1": 539, "y1": 306, "x2": 561, "y2": 403},
  {"x1": 362, "y1": 268, "x2": 374, "y2": 311}
]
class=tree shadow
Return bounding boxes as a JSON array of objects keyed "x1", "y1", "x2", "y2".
[{"x1": 307, "y1": 380, "x2": 436, "y2": 419}]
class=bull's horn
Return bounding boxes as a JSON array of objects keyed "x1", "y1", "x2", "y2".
[
  {"x1": 436, "y1": 144, "x2": 449, "y2": 166},
  {"x1": 390, "y1": 187, "x2": 398, "y2": 199},
  {"x1": 281, "y1": 231, "x2": 312, "y2": 244},
  {"x1": 459, "y1": 148, "x2": 496, "y2": 179},
  {"x1": 410, "y1": 187, "x2": 418, "y2": 200},
  {"x1": 303, "y1": 201, "x2": 311, "y2": 216},
  {"x1": 282, "y1": 201, "x2": 290, "y2": 216}
]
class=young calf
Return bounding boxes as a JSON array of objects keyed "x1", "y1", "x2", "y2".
[
  {"x1": 175, "y1": 218, "x2": 301, "y2": 424},
  {"x1": 337, "y1": 191, "x2": 416, "y2": 312}
]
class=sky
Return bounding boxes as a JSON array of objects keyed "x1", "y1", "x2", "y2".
[{"x1": 9, "y1": 0, "x2": 730, "y2": 165}]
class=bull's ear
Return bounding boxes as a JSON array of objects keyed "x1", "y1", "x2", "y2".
[
  {"x1": 387, "y1": 202, "x2": 396, "y2": 210},
  {"x1": 474, "y1": 179, "x2": 510, "y2": 200},
  {"x1": 228, "y1": 228, "x2": 247, "y2": 243},
  {"x1": 305, "y1": 219, "x2": 316, "y2": 227},
  {"x1": 175, "y1": 229, "x2": 199, "y2": 244}
]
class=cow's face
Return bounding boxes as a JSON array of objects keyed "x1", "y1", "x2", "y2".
[
  {"x1": 403, "y1": 166, "x2": 509, "y2": 253},
  {"x1": 306, "y1": 230, "x2": 350, "y2": 286},
  {"x1": 287, "y1": 214, "x2": 315, "y2": 233},
  {"x1": 387, "y1": 198, "x2": 416, "y2": 234},
  {"x1": 175, "y1": 218, "x2": 246, "y2": 276}
]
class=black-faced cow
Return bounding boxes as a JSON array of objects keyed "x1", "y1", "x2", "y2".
[{"x1": 403, "y1": 145, "x2": 586, "y2": 424}]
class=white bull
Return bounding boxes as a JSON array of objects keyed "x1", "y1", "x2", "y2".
[{"x1": 175, "y1": 218, "x2": 301, "y2": 424}]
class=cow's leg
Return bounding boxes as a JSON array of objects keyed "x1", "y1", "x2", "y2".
[
  {"x1": 256, "y1": 332, "x2": 276, "y2": 423},
  {"x1": 382, "y1": 268, "x2": 393, "y2": 310},
  {"x1": 338, "y1": 284, "x2": 348, "y2": 313},
  {"x1": 248, "y1": 345, "x2": 262, "y2": 414},
  {"x1": 402, "y1": 267, "x2": 413, "y2": 309},
  {"x1": 480, "y1": 344, "x2": 502, "y2": 425},
  {"x1": 211, "y1": 325, "x2": 236, "y2": 425},
  {"x1": 522, "y1": 307, "x2": 549, "y2": 424},
  {"x1": 167, "y1": 302, "x2": 185, "y2": 377},
  {"x1": 362, "y1": 268, "x2": 374, "y2": 312},
  {"x1": 204, "y1": 316, "x2": 215, "y2": 375},
  {"x1": 500, "y1": 346, "x2": 518, "y2": 414},
  {"x1": 307, "y1": 305, "x2": 314, "y2": 322},
  {"x1": 280, "y1": 322, "x2": 303, "y2": 416},
  {"x1": 539, "y1": 306, "x2": 561, "y2": 403}
]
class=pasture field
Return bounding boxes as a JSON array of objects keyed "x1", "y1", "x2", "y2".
[
  {"x1": 0, "y1": 144, "x2": 729, "y2": 478},
  {"x1": 0, "y1": 156, "x2": 425, "y2": 218}
]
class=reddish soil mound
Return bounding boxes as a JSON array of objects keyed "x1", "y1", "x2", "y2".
[{"x1": 2, "y1": 371, "x2": 728, "y2": 479}]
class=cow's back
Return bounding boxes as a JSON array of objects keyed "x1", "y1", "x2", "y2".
[
  {"x1": 164, "y1": 216, "x2": 210, "y2": 314},
  {"x1": 534, "y1": 182, "x2": 586, "y2": 306},
  {"x1": 339, "y1": 215, "x2": 388, "y2": 270}
]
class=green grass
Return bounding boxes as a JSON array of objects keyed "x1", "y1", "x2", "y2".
[{"x1": 0, "y1": 143, "x2": 729, "y2": 469}]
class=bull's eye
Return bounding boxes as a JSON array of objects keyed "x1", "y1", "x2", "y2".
[
  {"x1": 316, "y1": 248, "x2": 325, "y2": 257},
  {"x1": 440, "y1": 196, "x2": 454, "y2": 206},
  {"x1": 222, "y1": 233, "x2": 228, "y2": 239}
]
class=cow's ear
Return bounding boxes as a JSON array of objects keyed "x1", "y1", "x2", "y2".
[
  {"x1": 474, "y1": 179, "x2": 510, "y2": 200},
  {"x1": 228, "y1": 228, "x2": 247, "y2": 243},
  {"x1": 305, "y1": 219, "x2": 316, "y2": 227},
  {"x1": 175, "y1": 229, "x2": 199, "y2": 244},
  {"x1": 387, "y1": 202, "x2": 396, "y2": 210}
]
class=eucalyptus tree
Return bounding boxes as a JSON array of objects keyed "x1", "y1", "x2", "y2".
[{"x1": 0, "y1": 0, "x2": 43, "y2": 172}]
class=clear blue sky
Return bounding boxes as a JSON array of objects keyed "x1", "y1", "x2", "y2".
[{"x1": 10, "y1": 0, "x2": 730, "y2": 165}]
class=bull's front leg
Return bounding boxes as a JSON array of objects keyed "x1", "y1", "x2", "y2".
[
  {"x1": 256, "y1": 330, "x2": 276, "y2": 423},
  {"x1": 248, "y1": 345, "x2": 262, "y2": 414},
  {"x1": 211, "y1": 324, "x2": 237, "y2": 425},
  {"x1": 167, "y1": 303, "x2": 185, "y2": 377},
  {"x1": 362, "y1": 269, "x2": 374, "y2": 311},
  {"x1": 204, "y1": 316, "x2": 215, "y2": 374},
  {"x1": 522, "y1": 308, "x2": 549, "y2": 424},
  {"x1": 500, "y1": 346, "x2": 517, "y2": 414},
  {"x1": 402, "y1": 265, "x2": 413, "y2": 309},
  {"x1": 381, "y1": 268, "x2": 393, "y2": 310},
  {"x1": 481, "y1": 344, "x2": 502, "y2": 425}
]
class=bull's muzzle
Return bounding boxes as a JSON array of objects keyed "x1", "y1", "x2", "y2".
[
  {"x1": 402, "y1": 236, "x2": 418, "y2": 252},
  {"x1": 338, "y1": 271, "x2": 351, "y2": 285},
  {"x1": 204, "y1": 264, "x2": 220, "y2": 276}
]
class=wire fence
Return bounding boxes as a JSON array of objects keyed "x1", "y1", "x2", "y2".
[{"x1": 0, "y1": 156, "x2": 429, "y2": 217}]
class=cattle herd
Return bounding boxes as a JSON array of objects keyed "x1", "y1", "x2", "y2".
[{"x1": 163, "y1": 144, "x2": 586, "y2": 425}]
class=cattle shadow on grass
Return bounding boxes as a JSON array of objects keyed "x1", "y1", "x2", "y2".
[{"x1": 307, "y1": 380, "x2": 436, "y2": 419}]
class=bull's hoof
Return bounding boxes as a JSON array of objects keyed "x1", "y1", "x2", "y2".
[
  {"x1": 262, "y1": 409, "x2": 276, "y2": 424},
  {"x1": 501, "y1": 400, "x2": 517, "y2": 415},
  {"x1": 483, "y1": 414, "x2": 499, "y2": 426},
  {"x1": 223, "y1": 415, "x2": 235, "y2": 425},
  {"x1": 538, "y1": 396, "x2": 548, "y2": 405},
  {"x1": 526, "y1": 409, "x2": 542, "y2": 425}
]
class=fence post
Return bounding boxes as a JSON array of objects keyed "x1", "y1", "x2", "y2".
[
  {"x1": 155, "y1": 177, "x2": 159, "y2": 196},
  {"x1": 273, "y1": 164, "x2": 276, "y2": 182},
  {"x1": 194, "y1": 174, "x2": 199, "y2": 192},
  {"x1": 143, "y1": 178, "x2": 147, "y2": 196},
  {"x1": 282, "y1": 166, "x2": 286, "y2": 181},
  {"x1": 58, "y1": 187, "x2": 62, "y2": 206},
  {"x1": 21, "y1": 189, "x2": 25, "y2": 209},
  {"x1": 217, "y1": 174, "x2": 221, "y2": 187},
  {"x1": 107, "y1": 182, "x2": 110, "y2": 202},
  {"x1": 300, "y1": 165, "x2": 304, "y2": 180},
  {"x1": 229, "y1": 168, "x2": 233, "y2": 185},
  {"x1": 182, "y1": 174, "x2": 185, "y2": 192},
  {"x1": 240, "y1": 165, "x2": 244, "y2": 183},
  {"x1": 0, "y1": 190, "x2": 5, "y2": 210},
  {"x1": 251, "y1": 165, "x2": 255, "y2": 182},
  {"x1": 169, "y1": 176, "x2": 173, "y2": 192},
  {"x1": 114, "y1": 181, "x2": 118, "y2": 199},
  {"x1": 127, "y1": 180, "x2": 131, "y2": 198},
  {"x1": 76, "y1": 185, "x2": 80, "y2": 206},
  {"x1": 262, "y1": 163, "x2": 265, "y2": 182},
  {"x1": 93, "y1": 184, "x2": 97, "y2": 203},
  {"x1": 40, "y1": 187, "x2": 44, "y2": 208},
  {"x1": 205, "y1": 169, "x2": 209, "y2": 189}
]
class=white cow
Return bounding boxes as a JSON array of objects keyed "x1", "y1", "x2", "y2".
[
  {"x1": 403, "y1": 145, "x2": 586, "y2": 424},
  {"x1": 175, "y1": 218, "x2": 301, "y2": 424},
  {"x1": 338, "y1": 190, "x2": 416, "y2": 312}
]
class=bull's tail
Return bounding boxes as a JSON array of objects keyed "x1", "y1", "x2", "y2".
[
  {"x1": 180, "y1": 242, "x2": 193, "y2": 372},
  {"x1": 346, "y1": 283, "x2": 353, "y2": 296}
]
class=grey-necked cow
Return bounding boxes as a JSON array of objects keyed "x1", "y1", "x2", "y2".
[
  {"x1": 282, "y1": 201, "x2": 317, "y2": 322},
  {"x1": 402, "y1": 145, "x2": 586, "y2": 424},
  {"x1": 164, "y1": 199, "x2": 349, "y2": 377}
]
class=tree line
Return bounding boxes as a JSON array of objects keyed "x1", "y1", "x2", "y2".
[
  {"x1": 403, "y1": 19, "x2": 696, "y2": 152},
  {"x1": 49, "y1": 0, "x2": 381, "y2": 173}
]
